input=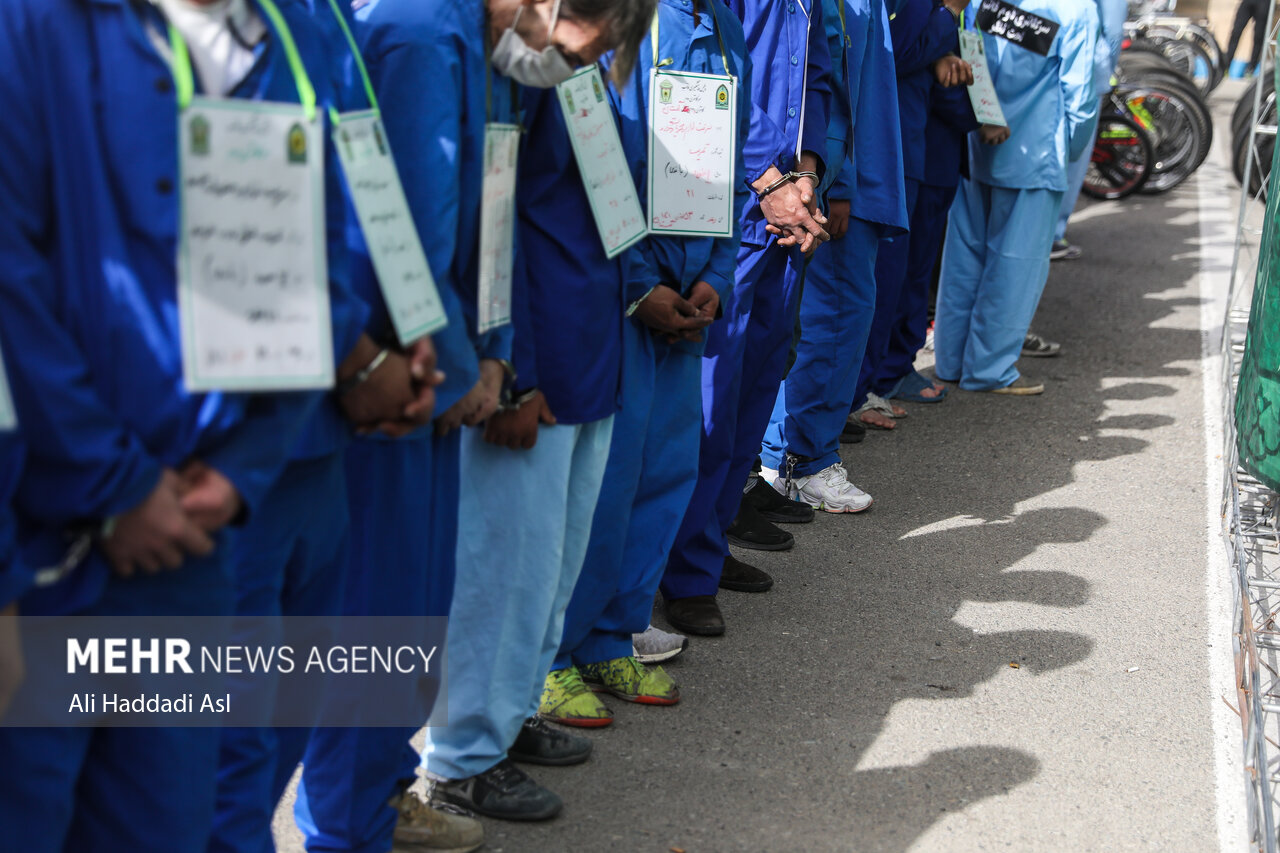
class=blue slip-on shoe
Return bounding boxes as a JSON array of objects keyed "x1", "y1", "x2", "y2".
[{"x1": 888, "y1": 369, "x2": 948, "y2": 404}]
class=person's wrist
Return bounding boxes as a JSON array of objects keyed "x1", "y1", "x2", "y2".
[
  {"x1": 627, "y1": 284, "x2": 676, "y2": 317},
  {"x1": 751, "y1": 166, "x2": 785, "y2": 194},
  {"x1": 337, "y1": 335, "x2": 381, "y2": 382},
  {"x1": 756, "y1": 172, "x2": 798, "y2": 201},
  {"x1": 501, "y1": 387, "x2": 540, "y2": 412},
  {"x1": 336, "y1": 348, "x2": 391, "y2": 396}
]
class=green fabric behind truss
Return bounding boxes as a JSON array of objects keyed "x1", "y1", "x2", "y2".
[{"x1": 1236, "y1": 68, "x2": 1280, "y2": 491}]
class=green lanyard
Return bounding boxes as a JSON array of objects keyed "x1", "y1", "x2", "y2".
[
  {"x1": 325, "y1": 0, "x2": 381, "y2": 115},
  {"x1": 167, "y1": 0, "x2": 317, "y2": 121},
  {"x1": 652, "y1": 0, "x2": 732, "y2": 75},
  {"x1": 837, "y1": 0, "x2": 850, "y2": 47}
]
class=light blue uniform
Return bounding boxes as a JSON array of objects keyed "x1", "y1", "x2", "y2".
[
  {"x1": 854, "y1": 0, "x2": 958, "y2": 406},
  {"x1": 935, "y1": 0, "x2": 1098, "y2": 390},
  {"x1": 420, "y1": 78, "x2": 625, "y2": 780},
  {"x1": 664, "y1": 0, "x2": 832, "y2": 600},
  {"x1": 293, "y1": 0, "x2": 514, "y2": 850},
  {"x1": 1055, "y1": 0, "x2": 1127, "y2": 241},
  {"x1": 0, "y1": 1, "x2": 339, "y2": 850},
  {"x1": 555, "y1": 0, "x2": 752, "y2": 669},
  {"x1": 761, "y1": 0, "x2": 907, "y2": 477}
]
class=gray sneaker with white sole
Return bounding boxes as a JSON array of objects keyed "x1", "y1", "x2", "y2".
[{"x1": 632, "y1": 624, "x2": 688, "y2": 664}]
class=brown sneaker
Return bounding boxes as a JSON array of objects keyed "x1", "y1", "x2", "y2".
[
  {"x1": 391, "y1": 790, "x2": 484, "y2": 853},
  {"x1": 986, "y1": 376, "x2": 1044, "y2": 396}
]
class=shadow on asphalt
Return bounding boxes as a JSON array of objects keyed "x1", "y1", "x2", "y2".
[{"x1": 469, "y1": 175, "x2": 1201, "y2": 853}]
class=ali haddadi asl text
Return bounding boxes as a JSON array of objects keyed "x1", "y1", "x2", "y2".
[{"x1": 68, "y1": 692, "x2": 230, "y2": 715}]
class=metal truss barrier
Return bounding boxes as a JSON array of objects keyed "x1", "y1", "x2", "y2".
[{"x1": 1225, "y1": 7, "x2": 1280, "y2": 849}]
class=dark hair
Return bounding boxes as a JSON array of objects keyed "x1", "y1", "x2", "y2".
[{"x1": 563, "y1": 0, "x2": 658, "y2": 82}]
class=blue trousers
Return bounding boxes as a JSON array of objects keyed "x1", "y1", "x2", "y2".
[
  {"x1": 662, "y1": 242, "x2": 799, "y2": 600},
  {"x1": 876, "y1": 181, "x2": 960, "y2": 391},
  {"x1": 1055, "y1": 110, "x2": 1100, "y2": 242},
  {"x1": 760, "y1": 217, "x2": 879, "y2": 477},
  {"x1": 294, "y1": 433, "x2": 459, "y2": 853},
  {"x1": 935, "y1": 180, "x2": 1063, "y2": 390},
  {"x1": 854, "y1": 178, "x2": 920, "y2": 407},
  {"x1": 209, "y1": 453, "x2": 350, "y2": 853},
  {"x1": 423, "y1": 417, "x2": 612, "y2": 780},
  {"x1": 556, "y1": 330, "x2": 702, "y2": 668},
  {"x1": 0, "y1": 551, "x2": 235, "y2": 853}
]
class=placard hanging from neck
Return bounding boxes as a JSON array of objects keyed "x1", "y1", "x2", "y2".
[{"x1": 974, "y1": 0, "x2": 1059, "y2": 57}]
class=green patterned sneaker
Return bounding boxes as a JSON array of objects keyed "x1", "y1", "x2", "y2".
[
  {"x1": 579, "y1": 657, "x2": 680, "y2": 706},
  {"x1": 539, "y1": 666, "x2": 614, "y2": 728}
]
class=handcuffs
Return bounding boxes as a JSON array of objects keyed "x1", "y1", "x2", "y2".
[
  {"x1": 33, "y1": 517, "x2": 116, "y2": 588},
  {"x1": 495, "y1": 359, "x2": 536, "y2": 412},
  {"x1": 756, "y1": 169, "x2": 821, "y2": 201},
  {"x1": 335, "y1": 347, "x2": 392, "y2": 396}
]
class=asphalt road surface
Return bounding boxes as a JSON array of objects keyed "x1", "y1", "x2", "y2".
[{"x1": 275, "y1": 83, "x2": 1254, "y2": 853}]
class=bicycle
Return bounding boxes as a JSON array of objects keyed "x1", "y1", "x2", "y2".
[{"x1": 1083, "y1": 114, "x2": 1156, "y2": 200}]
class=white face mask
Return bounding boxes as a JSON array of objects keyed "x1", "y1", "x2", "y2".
[{"x1": 491, "y1": 0, "x2": 575, "y2": 88}]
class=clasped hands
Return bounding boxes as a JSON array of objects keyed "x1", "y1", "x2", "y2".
[
  {"x1": 101, "y1": 462, "x2": 241, "y2": 578},
  {"x1": 756, "y1": 154, "x2": 830, "y2": 255},
  {"x1": 479, "y1": 279, "x2": 721, "y2": 452},
  {"x1": 337, "y1": 335, "x2": 443, "y2": 439},
  {"x1": 633, "y1": 280, "x2": 720, "y2": 345}
]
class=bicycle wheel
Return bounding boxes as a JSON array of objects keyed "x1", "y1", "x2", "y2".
[
  {"x1": 1135, "y1": 24, "x2": 1221, "y2": 92},
  {"x1": 1115, "y1": 83, "x2": 1211, "y2": 192},
  {"x1": 1234, "y1": 92, "x2": 1278, "y2": 200},
  {"x1": 1083, "y1": 114, "x2": 1155, "y2": 200},
  {"x1": 1233, "y1": 72, "x2": 1276, "y2": 147},
  {"x1": 1117, "y1": 51, "x2": 1196, "y2": 90},
  {"x1": 1178, "y1": 21, "x2": 1225, "y2": 91}
]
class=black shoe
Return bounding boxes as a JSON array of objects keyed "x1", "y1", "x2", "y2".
[
  {"x1": 664, "y1": 595, "x2": 726, "y2": 637},
  {"x1": 743, "y1": 478, "x2": 814, "y2": 524},
  {"x1": 726, "y1": 499, "x2": 794, "y2": 551},
  {"x1": 718, "y1": 554, "x2": 774, "y2": 593},
  {"x1": 509, "y1": 716, "x2": 593, "y2": 767},
  {"x1": 430, "y1": 759, "x2": 562, "y2": 822},
  {"x1": 840, "y1": 421, "x2": 865, "y2": 444}
]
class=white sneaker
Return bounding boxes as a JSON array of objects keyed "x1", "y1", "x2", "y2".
[
  {"x1": 633, "y1": 624, "x2": 688, "y2": 664},
  {"x1": 763, "y1": 463, "x2": 872, "y2": 513}
]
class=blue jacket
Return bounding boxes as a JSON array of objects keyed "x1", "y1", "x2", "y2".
[
  {"x1": 265, "y1": 0, "x2": 380, "y2": 462},
  {"x1": 508, "y1": 87, "x2": 624, "y2": 423},
  {"x1": 1093, "y1": 0, "x2": 1126, "y2": 94},
  {"x1": 0, "y1": 431, "x2": 27, "y2": 608},
  {"x1": 0, "y1": 0, "x2": 365, "y2": 613},
  {"x1": 922, "y1": 80, "x2": 979, "y2": 188},
  {"x1": 891, "y1": 0, "x2": 960, "y2": 183},
  {"x1": 967, "y1": 0, "x2": 1098, "y2": 191},
  {"x1": 297, "y1": 0, "x2": 372, "y2": 107},
  {"x1": 823, "y1": 0, "x2": 908, "y2": 234},
  {"x1": 302, "y1": 0, "x2": 470, "y2": 447},
  {"x1": 723, "y1": 0, "x2": 834, "y2": 248},
  {"x1": 614, "y1": 0, "x2": 751, "y2": 349},
  {"x1": 355, "y1": 0, "x2": 516, "y2": 416},
  {"x1": 303, "y1": 0, "x2": 402, "y2": 355}
]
